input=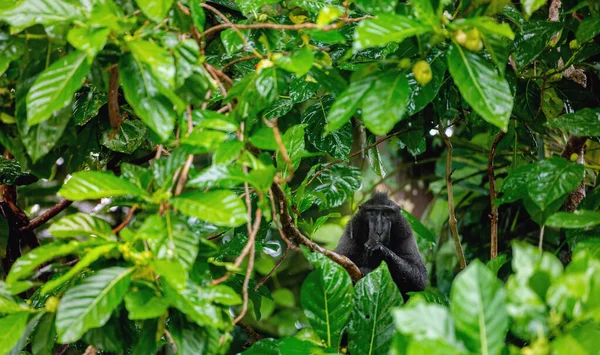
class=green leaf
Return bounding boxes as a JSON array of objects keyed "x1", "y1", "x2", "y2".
[
  {"x1": 326, "y1": 75, "x2": 376, "y2": 133},
  {"x1": 522, "y1": 0, "x2": 547, "y2": 17},
  {"x1": 288, "y1": 0, "x2": 343, "y2": 14},
  {"x1": 277, "y1": 124, "x2": 310, "y2": 177},
  {"x1": 274, "y1": 46, "x2": 314, "y2": 76},
  {"x1": 181, "y1": 129, "x2": 228, "y2": 151},
  {"x1": 354, "y1": 14, "x2": 431, "y2": 51},
  {"x1": 190, "y1": 0, "x2": 205, "y2": 30},
  {"x1": 250, "y1": 127, "x2": 277, "y2": 151},
  {"x1": 67, "y1": 26, "x2": 110, "y2": 59},
  {"x1": 547, "y1": 108, "x2": 600, "y2": 136},
  {"x1": 172, "y1": 190, "x2": 248, "y2": 227},
  {"x1": 348, "y1": 263, "x2": 403, "y2": 355},
  {"x1": 393, "y1": 303, "x2": 461, "y2": 350},
  {"x1": 0, "y1": 0, "x2": 82, "y2": 31},
  {"x1": 302, "y1": 95, "x2": 352, "y2": 160},
  {"x1": 31, "y1": 312, "x2": 55, "y2": 355},
  {"x1": 497, "y1": 163, "x2": 537, "y2": 205},
  {"x1": 447, "y1": 44, "x2": 513, "y2": 131},
  {"x1": 514, "y1": 21, "x2": 561, "y2": 69},
  {"x1": 119, "y1": 54, "x2": 181, "y2": 142},
  {"x1": 236, "y1": 0, "x2": 280, "y2": 14},
  {"x1": 18, "y1": 105, "x2": 71, "y2": 163},
  {"x1": 26, "y1": 50, "x2": 90, "y2": 125},
  {"x1": 72, "y1": 86, "x2": 107, "y2": 126},
  {"x1": 300, "y1": 260, "x2": 354, "y2": 348},
  {"x1": 6, "y1": 241, "x2": 88, "y2": 284},
  {"x1": 552, "y1": 323, "x2": 600, "y2": 354},
  {"x1": 527, "y1": 157, "x2": 584, "y2": 211},
  {"x1": 361, "y1": 72, "x2": 409, "y2": 135},
  {"x1": 48, "y1": 213, "x2": 116, "y2": 241},
  {"x1": 354, "y1": 0, "x2": 395, "y2": 15},
  {"x1": 40, "y1": 243, "x2": 118, "y2": 295},
  {"x1": 450, "y1": 260, "x2": 508, "y2": 355},
  {"x1": 135, "y1": 0, "x2": 174, "y2": 22},
  {"x1": 124, "y1": 286, "x2": 170, "y2": 320},
  {"x1": 306, "y1": 164, "x2": 362, "y2": 209},
  {"x1": 55, "y1": 267, "x2": 133, "y2": 343},
  {"x1": 402, "y1": 209, "x2": 436, "y2": 245},
  {"x1": 163, "y1": 282, "x2": 228, "y2": 329},
  {"x1": 316, "y1": 6, "x2": 344, "y2": 25},
  {"x1": 486, "y1": 254, "x2": 508, "y2": 275},
  {"x1": 58, "y1": 171, "x2": 148, "y2": 200},
  {"x1": 0, "y1": 313, "x2": 30, "y2": 353},
  {"x1": 546, "y1": 210, "x2": 600, "y2": 229},
  {"x1": 100, "y1": 120, "x2": 148, "y2": 154},
  {"x1": 127, "y1": 39, "x2": 176, "y2": 88},
  {"x1": 406, "y1": 55, "x2": 447, "y2": 116},
  {"x1": 149, "y1": 215, "x2": 201, "y2": 271},
  {"x1": 576, "y1": 16, "x2": 600, "y2": 43}
]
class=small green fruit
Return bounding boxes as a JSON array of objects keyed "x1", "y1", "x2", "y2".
[
  {"x1": 412, "y1": 60, "x2": 432, "y2": 86},
  {"x1": 398, "y1": 58, "x2": 411, "y2": 69},
  {"x1": 569, "y1": 39, "x2": 579, "y2": 50},
  {"x1": 46, "y1": 296, "x2": 59, "y2": 312}
]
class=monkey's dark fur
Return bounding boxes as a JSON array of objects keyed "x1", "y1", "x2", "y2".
[{"x1": 334, "y1": 192, "x2": 427, "y2": 296}]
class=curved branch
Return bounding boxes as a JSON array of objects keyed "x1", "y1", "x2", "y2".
[
  {"x1": 19, "y1": 199, "x2": 73, "y2": 233},
  {"x1": 488, "y1": 131, "x2": 505, "y2": 260},
  {"x1": 270, "y1": 183, "x2": 362, "y2": 282}
]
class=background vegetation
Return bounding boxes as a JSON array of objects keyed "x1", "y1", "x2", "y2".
[{"x1": 0, "y1": 0, "x2": 599, "y2": 354}]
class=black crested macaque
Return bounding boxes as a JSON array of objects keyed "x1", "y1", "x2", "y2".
[{"x1": 334, "y1": 192, "x2": 427, "y2": 296}]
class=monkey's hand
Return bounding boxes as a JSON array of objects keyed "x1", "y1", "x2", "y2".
[{"x1": 364, "y1": 239, "x2": 383, "y2": 258}]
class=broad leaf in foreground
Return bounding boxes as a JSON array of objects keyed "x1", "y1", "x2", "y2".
[
  {"x1": 48, "y1": 213, "x2": 116, "y2": 240},
  {"x1": 527, "y1": 157, "x2": 584, "y2": 211},
  {"x1": 547, "y1": 108, "x2": 600, "y2": 136},
  {"x1": 59, "y1": 171, "x2": 148, "y2": 200},
  {"x1": 546, "y1": 210, "x2": 600, "y2": 229},
  {"x1": 354, "y1": 14, "x2": 431, "y2": 50},
  {"x1": 300, "y1": 257, "x2": 354, "y2": 348},
  {"x1": 56, "y1": 267, "x2": 134, "y2": 343},
  {"x1": 26, "y1": 50, "x2": 90, "y2": 125},
  {"x1": 326, "y1": 75, "x2": 376, "y2": 133},
  {"x1": 302, "y1": 96, "x2": 352, "y2": 160},
  {"x1": 361, "y1": 73, "x2": 410, "y2": 135},
  {"x1": 135, "y1": 0, "x2": 174, "y2": 22},
  {"x1": 0, "y1": 312, "x2": 30, "y2": 352},
  {"x1": 348, "y1": 263, "x2": 403, "y2": 355},
  {"x1": 172, "y1": 190, "x2": 248, "y2": 227},
  {"x1": 450, "y1": 260, "x2": 508, "y2": 355},
  {"x1": 0, "y1": 0, "x2": 82, "y2": 31},
  {"x1": 447, "y1": 44, "x2": 512, "y2": 131}
]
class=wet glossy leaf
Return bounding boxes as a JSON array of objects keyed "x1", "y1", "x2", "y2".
[
  {"x1": 406, "y1": 55, "x2": 447, "y2": 116},
  {"x1": 450, "y1": 260, "x2": 508, "y2": 355},
  {"x1": 124, "y1": 286, "x2": 170, "y2": 320},
  {"x1": 0, "y1": 0, "x2": 83, "y2": 31},
  {"x1": 48, "y1": 213, "x2": 116, "y2": 241},
  {"x1": 0, "y1": 313, "x2": 30, "y2": 353},
  {"x1": 522, "y1": 0, "x2": 546, "y2": 17},
  {"x1": 452, "y1": 17, "x2": 515, "y2": 39},
  {"x1": 514, "y1": 21, "x2": 561, "y2": 69},
  {"x1": 59, "y1": 171, "x2": 148, "y2": 200},
  {"x1": 552, "y1": 323, "x2": 600, "y2": 354},
  {"x1": 393, "y1": 303, "x2": 462, "y2": 351},
  {"x1": 527, "y1": 157, "x2": 584, "y2": 211},
  {"x1": 288, "y1": 0, "x2": 343, "y2": 14},
  {"x1": 172, "y1": 190, "x2": 248, "y2": 227},
  {"x1": 354, "y1": 15, "x2": 431, "y2": 51},
  {"x1": 348, "y1": 263, "x2": 403, "y2": 355},
  {"x1": 56, "y1": 267, "x2": 133, "y2": 343},
  {"x1": 274, "y1": 46, "x2": 314, "y2": 76},
  {"x1": 67, "y1": 26, "x2": 110, "y2": 59},
  {"x1": 19, "y1": 105, "x2": 71, "y2": 163},
  {"x1": 546, "y1": 210, "x2": 600, "y2": 229},
  {"x1": 164, "y1": 282, "x2": 228, "y2": 329},
  {"x1": 100, "y1": 120, "x2": 147, "y2": 154},
  {"x1": 135, "y1": 0, "x2": 174, "y2": 22},
  {"x1": 300, "y1": 259, "x2": 354, "y2": 348},
  {"x1": 576, "y1": 16, "x2": 600, "y2": 43},
  {"x1": 190, "y1": 0, "x2": 205, "y2": 30},
  {"x1": 326, "y1": 75, "x2": 376, "y2": 133},
  {"x1": 547, "y1": 108, "x2": 600, "y2": 136},
  {"x1": 128, "y1": 39, "x2": 176, "y2": 88},
  {"x1": 26, "y1": 50, "x2": 90, "y2": 125},
  {"x1": 72, "y1": 86, "x2": 107, "y2": 126},
  {"x1": 307, "y1": 164, "x2": 362, "y2": 209},
  {"x1": 354, "y1": 0, "x2": 394, "y2": 15},
  {"x1": 447, "y1": 44, "x2": 513, "y2": 131},
  {"x1": 361, "y1": 72, "x2": 409, "y2": 135},
  {"x1": 302, "y1": 96, "x2": 352, "y2": 160},
  {"x1": 243, "y1": 338, "x2": 279, "y2": 354}
]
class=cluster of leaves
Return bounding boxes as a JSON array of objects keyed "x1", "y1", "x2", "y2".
[{"x1": 0, "y1": 0, "x2": 599, "y2": 353}]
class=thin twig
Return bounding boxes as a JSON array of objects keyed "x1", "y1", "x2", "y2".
[
  {"x1": 112, "y1": 205, "x2": 138, "y2": 233},
  {"x1": 108, "y1": 67, "x2": 121, "y2": 129},
  {"x1": 488, "y1": 131, "x2": 505, "y2": 260},
  {"x1": 164, "y1": 329, "x2": 177, "y2": 353},
  {"x1": 18, "y1": 199, "x2": 73, "y2": 233},
  {"x1": 174, "y1": 106, "x2": 195, "y2": 196},
  {"x1": 203, "y1": 15, "x2": 373, "y2": 37},
  {"x1": 222, "y1": 56, "x2": 261, "y2": 72},
  {"x1": 264, "y1": 118, "x2": 293, "y2": 182},
  {"x1": 538, "y1": 225, "x2": 545, "y2": 251},
  {"x1": 439, "y1": 128, "x2": 467, "y2": 270}
]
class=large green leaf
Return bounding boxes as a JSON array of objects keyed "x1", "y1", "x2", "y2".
[
  {"x1": 522, "y1": 0, "x2": 547, "y2": 17},
  {"x1": 40, "y1": 243, "x2": 118, "y2": 295},
  {"x1": 6, "y1": 241, "x2": 88, "y2": 284},
  {"x1": 450, "y1": 260, "x2": 508, "y2": 355},
  {"x1": 406, "y1": 55, "x2": 447, "y2": 116},
  {"x1": 58, "y1": 171, "x2": 148, "y2": 200},
  {"x1": 55, "y1": 267, "x2": 133, "y2": 343},
  {"x1": 576, "y1": 16, "x2": 600, "y2": 43},
  {"x1": 171, "y1": 190, "x2": 248, "y2": 227},
  {"x1": 277, "y1": 124, "x2": 310, "y2": 177},
  {"x1": 0, "y1": 0, "x2": 82, "y2": 31},
  {"x1": 547, "y1": 108, "x2": 600, "y2": 136},
  {"x1": 348, "y1": 263, "x2": 403, "y2": 355},
  {"x1": 163, "y1": 282, "x2": 229, "y2": 329},
  {"x1": 302, "y1": 96, "x2": 352, "y2": 160},
  {"x1": 306, "y1": 165, "x2": 362, "y2": 210},
  {"x1": 300, "y1": 260, "x2": 354, "y2": 348},
  {"x1": 124, "y1": 286, "x2": 170, "y2": 320},
  {"x1": 326, "y1": 73, "x2": 376, "y2": 133},
  {"x1": 273, "y1": 46, "x2": 314, "y2": 76},
  {"x1": 19, "y1": 105, "x2": 71, "y2": 163},
  {"x1": 100, "y1": 120, "x2": 147, "y2": 154},
  {"x1": 119, "y1": 54, "x2": 182, "y2": 142},
  {"x1": 527, "y1": 157, "x2": 584, "y2": 211},
  {"x1": 0, "y1": 312, "x2": 30, "y2": 353},
  {"x1": 514, "y1": 21, "x2": 561, "y2": 69},
  {"x1": 48, "y1": 213, "x2": 116, "y2": 241},
  {"x1": 135, "y1": 0, "x2": 174, "y2": 22},
  {"x1": 354, "y1": 14, "x2": 431, "y2": 50},
  {"x1": 361, "y1": 73, "x2": 409, "y2": 135},
  {"x1": 552, "y1": 323, "x2": 600, "y2": 354},
  {"x1": 67, "y1": 26, "x2": 110, "y2": 59},
  {"x1": 26, "y1": 50, "x2": 90, "y2": 125},
  {"x1": 149, "y1": 214, "x2": 201, "y2": 271},
  {"x1": 354, "y1": 0, "x2": 395, "y2": 14},
  {"x1": 546, "y1": 210, "x2": 600, "y2": 229},
  {"x1": 127, "y1": 39, "x2": 176, "y2": 88},
  {"x1": 447, "y1": 44, "x2": 513, "y2": 131}
]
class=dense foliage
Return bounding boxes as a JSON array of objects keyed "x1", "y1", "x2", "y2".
[{"x1": 1, "y1": 0, "x2": 599, "y2": 354}]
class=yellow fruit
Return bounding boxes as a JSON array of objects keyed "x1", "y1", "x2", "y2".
[
  {"x1": 45, "y1": 296, "x2": 59, "y2": 312},
  {"x1": 546, "y1": 69, "x2": 563, "y2": 82},
  {"x1": 462, "y1": 28, "x2": 483, "y2": 52},
  {"x1": 454, "y1": 29, "x2": 468, "y2": 46},
  {"x1": 569, "y1": 39, "x2": 579, "y2": 50},
  {"x1": 258, "y1": 14, "x2": 268, "y2": 22},
  {"x1": 398, "y1": 58, "x2": 411, "y2": 69},
  {"x1": 570, "y1": 153, "x2": 579, "y2": 161},
  {"x1": 412, "y1": 60, "x2": 432, "y2": 86},
  {"x1": 256, "y1": 59, "x2": 274, "y2": 73}
]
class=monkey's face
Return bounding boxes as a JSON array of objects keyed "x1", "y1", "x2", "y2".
[{"x1": 365, "y1": 208, "x2": 394, "y2": 246}]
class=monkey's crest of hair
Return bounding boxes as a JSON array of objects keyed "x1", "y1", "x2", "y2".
[{"x1": 361, "y1": 192, "x2": 401, "y2": 209}]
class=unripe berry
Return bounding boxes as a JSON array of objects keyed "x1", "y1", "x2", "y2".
[
  {"x1": 46, "y1": 296, "x2": 59, "y2": 312},
  {"x1": 412, "y1": 60, "x2": 432, "y2": 86}
]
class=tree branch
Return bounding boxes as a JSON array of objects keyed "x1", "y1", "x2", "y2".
[
  {"x1": 108, "y1": 66, "x2": 121, "y2": 129},
  {"x1": 439, "y1": 129, "x2": 467, "y2": 269},
  {"x1": 18, "y1": 199, "x2": 73, "y2": 233},
  {"x1": 270, "y1": 183, "x2": 362, "y2": 282},
  {"x1": 488, "y1": 131, "x2": 505, "y2": 260},
  {"x1": 561, "y1": 135, "x2": 587, "y2": 212}
]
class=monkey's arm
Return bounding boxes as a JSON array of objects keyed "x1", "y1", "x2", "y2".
[{"x1": 377, "y1": 245, "x2": 427, "y2": 292}]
